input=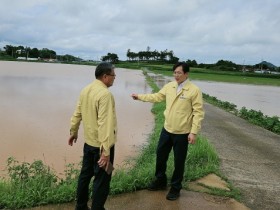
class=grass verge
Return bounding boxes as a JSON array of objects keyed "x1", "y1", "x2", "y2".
[{"x1": 203, "y1": 94, "x2": 280, "y2": 135}]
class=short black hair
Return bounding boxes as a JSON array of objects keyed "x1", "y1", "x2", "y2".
[
  {"x1": 172, "y1": 62, "x2": 189, "y2": 73},
  {"x1": 95, "y1": 62, "x2": 115, "y2": 79}
]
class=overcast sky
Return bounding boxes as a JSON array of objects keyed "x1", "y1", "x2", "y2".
[{"x1": 0, "y1": 0, "x2": 279, "y2": 65}]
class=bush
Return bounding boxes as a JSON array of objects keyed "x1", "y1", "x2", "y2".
[
  {"x1": 244, "y1": 109, "x2": 280, "y2": 134},
  {"x1": 0, "y1": 157, "x2": 79, "y2": 209}
]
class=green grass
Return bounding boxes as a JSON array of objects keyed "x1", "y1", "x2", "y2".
[
  {"x1": 203, "y1": 93, "x2": 280, "y2": 134},
  {"x1": 116, "y1": 62, "x2": 280, "y2": 86},
  {"x1": 190, "y1": 72, "x2": 280, "y2": 86},
  {"x1": 0, "y1": 158, "x2": 79, "y2": 209},
  {"x1": 148, "y1": 69, "x2": 280, "y2": 86}
]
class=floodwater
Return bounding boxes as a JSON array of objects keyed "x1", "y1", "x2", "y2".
[
  {"x1": 0, "y1": 61, "x2": 153, "y2": 177},
  {"x1": 1, "y1": 62, "x2": 279, "y2": 178},
  {"x1": 195, "y1": 80, "x2": 280, "y2": 117},
  {"x1": 149, "y1": 73, "x2": 280, "y2": 117}
]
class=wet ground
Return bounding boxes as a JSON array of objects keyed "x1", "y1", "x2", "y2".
[
  {"x1": 29, "y1": 187, "x2": 249, "y2": 210},
  {"x1": 201, "y1": 103, "x2": 280, "y2": 210}
]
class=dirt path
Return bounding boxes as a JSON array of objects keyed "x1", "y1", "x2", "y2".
[{"x1": 201, "y1": 103, "x2": 280, "y2": 210}]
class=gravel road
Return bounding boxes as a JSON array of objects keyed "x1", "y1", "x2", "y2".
[{"x1": 201, "y1": 103, "x2": 280, "y2": 210}]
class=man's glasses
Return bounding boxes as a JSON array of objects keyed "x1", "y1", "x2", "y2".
[
  {"x1": 173, "y1": 71, "x2": 184, "y2": 76},
  {"x1": 106, "y1": 74, "x2": 116, "y2": 77}
]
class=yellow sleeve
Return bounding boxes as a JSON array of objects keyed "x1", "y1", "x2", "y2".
[
  {"x1": 98, "y1": 92, "x2": 115, "y2": 156},
  {"x1": 70, "y1": 96, "x2": 82, "y2": 137},
  {"x1": 138, "y1": 85, "x2": 166, "y2": 102},
  {"x1": 190, "y1": 89, "x2": 204, "y2": 134}
]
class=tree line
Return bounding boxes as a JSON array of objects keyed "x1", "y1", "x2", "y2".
[
  {"x1": 3, "y1": 45, "x2": 56, "y2": 59},
  {"x1": 101, "y1": 47, "x2": 180, "y2": 64},
  {"x1": 193, "y1": 59, "x2": 280, "y2": 72},
  {"x1": 1, "y1": 45, "x2": 81, "y2": 62},
  {"x1": 1, "y1": 44, "x2": 279, "y2": 72},
  {"x1": 126, "y1": 47, "x2": 179, "y2": 63}
]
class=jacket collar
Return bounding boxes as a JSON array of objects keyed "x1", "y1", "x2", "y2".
[
  {"x1": 93, "y1": 79, "x2": 108, "y2": 88},
  {"x1": 172, "y1": 79, "x2": 190, "y2": 90},
  {"x1": 182, "y1": 79, "x2": 190, "y2": 90}
]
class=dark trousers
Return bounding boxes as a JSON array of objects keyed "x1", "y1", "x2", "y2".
[
  {"x1": 155, "y1": 128, "x2": 189, "y2": 191},
  {"x1": 76, "y1": 143, "x2": 114, "y2": 210}
]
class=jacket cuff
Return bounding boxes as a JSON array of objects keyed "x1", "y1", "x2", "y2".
[
  {"x1": 190, "y1": 128, "x2": 198, "y2": 135},
  {"x1": 70, "y1": 130, "x2": 78, "y2": 137},
  {"x1": 100, "y1": 145, "x2": 110, "y2": 156}
]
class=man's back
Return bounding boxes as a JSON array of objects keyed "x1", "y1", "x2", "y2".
[{"x1": 79, "y1": 80, "x2": 117, "y2": 150}]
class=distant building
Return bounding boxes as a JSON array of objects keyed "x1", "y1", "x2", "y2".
[
  {"x1": 254, "y1": 69, "x2": 280, "y2": 74},
  {"x1": 254, "y1": 69, "x2": 270, "y2": 74},
  {"x1": 270, "y1": 71, "x2": 280, "y2": 75},
  {"x1": 17, "y1": 57, "x2": 38, "y2": 61},
  {"x1": 17, "y1": 57, "x2": 26, "y2": 60}
]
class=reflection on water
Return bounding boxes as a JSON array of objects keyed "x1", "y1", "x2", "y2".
[
  {"x1": 149, "y1": 73, "x2": 280, "y2": 117},
  {"x1": 0, "y1": 61, "x2": 154, "y2": 177}
]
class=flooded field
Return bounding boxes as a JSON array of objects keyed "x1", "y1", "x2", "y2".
[
  {"x1": 1, "y1": 62, "x2": 278, "y2": 210},
  {"x1": 150, "y1": 73, "x2": 280, "y2": 117},
  {"x1": 195, "y1": 80, "x2": 280, "y2": 117},
  {"x1": 1, "y1": 61, "x2": 279, "y2": 178},
  {"x1": 0, "y1": 61, "x2": 153, "y2": 177}
]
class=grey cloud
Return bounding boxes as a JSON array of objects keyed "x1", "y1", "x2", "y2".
[{"x1": 0, "y1": 0, "x2": 279, "y2": 65}]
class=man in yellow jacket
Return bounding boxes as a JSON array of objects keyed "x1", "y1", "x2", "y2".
[
  {"x1": 69, "y1": 62, "x2": 117, "y2": 210},
  {"x1": 132, "y1": 62, "x2": 204, "y2": 201}
]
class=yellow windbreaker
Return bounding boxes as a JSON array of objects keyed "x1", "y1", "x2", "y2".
[
  {"x1": 70, "y1": 80, "x2": 117, "y2": 156},
  {"x1": 138, "y1": 80, "x2": 204, "y2": 134}
]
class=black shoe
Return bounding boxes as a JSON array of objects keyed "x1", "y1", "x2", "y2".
[
  {"x1": 166, "y1": 188, "x2": 180, "y2": 200},
  {"x1": 147, "y1": 179, "x2": 167, "y2": 191}
]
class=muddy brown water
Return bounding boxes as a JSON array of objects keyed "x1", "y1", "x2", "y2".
[
  {"x1": 1, "y1": 62, "x2": 278, "y2": 210},
  {"x1": 0, "y1": 61, "x2": 154, "y2": 177}
]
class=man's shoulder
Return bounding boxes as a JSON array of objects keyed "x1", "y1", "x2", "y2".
[
  {"x1": 165, "y1": 81, "x2": 177, "y2": 87},
  {"x1": 81, "y1": 82, "x2": 94, "y2": 93},
  {"x1": 186, "y1": 80, "x2": 200, "y2": 90},
  {"x1": 81, "y1": 81, "x2": 109, "y2": 95}
]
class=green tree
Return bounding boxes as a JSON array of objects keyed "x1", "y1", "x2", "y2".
[
  {"x1": 215, "y1": 60, "x2": 238, "y2": 71},
  {"x1": 186, "y1": 59, "x2": 198, "y2": 67},
  {"x1": 101, "y1": 53, "x2": 119, "y2": 63},
  {"x1": 127, "y1": 49, "x2": 132, "y2": 60},
  {"x1": 126, "y1": 48, "x2": 179, "y2": 63},
  {"x1": 39, "y1": 48, "x2": 56, "y2": 59},
  {"x1": 57, "y1": 54, "x2": 80, "y2": 62},
  {"x1": 29, "y1": 48, "x2": 39, "y2": 58},
  {"x1": 4, "y1": 45, "x2": 16, "y2": 57}
]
